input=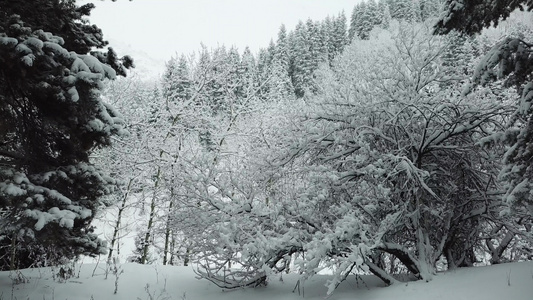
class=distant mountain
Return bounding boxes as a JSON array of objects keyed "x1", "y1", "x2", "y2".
[{"x1": 107, "y1": 38, "x2": 166, "y2": 81}]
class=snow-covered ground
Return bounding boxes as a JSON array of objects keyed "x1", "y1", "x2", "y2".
[{"x1": 1, "y1": 260, "x2": 532, "y2": 300}]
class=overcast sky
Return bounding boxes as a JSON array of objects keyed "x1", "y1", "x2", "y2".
[{"x1": 82, "y1": 0, "x2": 359, "y2": 63}]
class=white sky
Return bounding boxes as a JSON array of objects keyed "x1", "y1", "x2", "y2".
[{"x1": 82, "y1": 0, "x2": 360, "y2": 62}]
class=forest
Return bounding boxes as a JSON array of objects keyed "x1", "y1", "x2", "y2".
[{"x1": 1, "y1": 0, "x2": 533, "y2": 297}]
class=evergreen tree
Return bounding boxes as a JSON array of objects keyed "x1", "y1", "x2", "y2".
[
  {"x1": 366, "y1": 0, "x2": 380, "y2": 25},
  {"x1": 435, "y1": 0, "x2": 533, "y2": 35},
  {"x1": 267, "y1": 61, "x2": 295, "y2": 102},
  {"x1": 436, "y1": 0, "x2": 533, "y2": 218},
  {"x1": 289, "y1": 21, "x2": 312, "y2": 98},
  {"x1": 266, "y1": 39, "x2": 276, "y2": 67},
  {"x1": 241, "y1": 46, "x2": 258, "y2": 94},
  {"x1": 332, "y1": 12, "x2": 348, "y2": 55},
  {"x1": 388, "y1": 0, "x2": 414, "y2": 20},
  {"x1": 307, "y1": 19, "x2": 326, "y2": 68},
  {"x1": 378, "y1": 1, "x2": 392, "y2": 28},
  {"x1": 226, "y1": 46, "x2": 243, "y2": 101},
  {"x1": 359, "y1": 0, "x2": 378, "y2": 39},
  {"x1": 349, "y1": 3, "x2": 363, "y2": 41},
  {"x1": 440, "y1": 31, "x2": 477, "y2": 82},
  {"x1": 0, "y1": 0, "x2": 132, "y2": 270},
  {"x1": 288, "y1": 20, "x2": 326, "y2": 98},
  {"x1": 269, "y1": 25, "x2": 294, "y2": 100},
  {"x1": 349, "y1": 0, "x2": 386, "y2": 40},
  {"x1": 350, "y1": 2, "x2": 367, "y2": 40},
  {"x1": 256, "y1": 47, "x2": 272, "y2": 100},
  {"x1": 322, "y1": 16, "x2": 336, "y2": 62},
  {"x1": 408, "y1": 0, "x2": 422, "y2": 22},
  {"x1": 209, "y1": 45, "x2": 229, "y2": 112},
  {"x1": 419, "y1": 0, "x2": 442, "y2": 20},
  {"x1": 256, "y1": 40, "x2": 276, "y2": 100},
  {"x1": 274, "y1": 24, "x2": 290, "y2": 70},
  {"x1": 163, "y1": 55, "x2": 192, "y2": 102}
]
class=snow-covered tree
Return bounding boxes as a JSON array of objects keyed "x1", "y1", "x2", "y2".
[
  {"x1": 436, "y1": 1, "x2": 533, "y2": 219},
  {"x1": 283, "y1": 23, "x2": 508, "y2": 285},
  {"x1": 185, "y1": 22, "x2": 523, "y2": 295},
  {"x1": 0, "y1": 0, "x2": 132, "y2": 270}
]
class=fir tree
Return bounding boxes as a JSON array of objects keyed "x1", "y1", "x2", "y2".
[
  {"x1": 359, "y1": 0, "x2": 378, "y2": 39},
  {"x1": 419, "y1": 0, "x2": 443, "y2": 21},
  {"x1": 269, "y1": 25, "x2": 294, "y2": 100},
  {"x1": 408, "y1": 0, "x2": 422, "y2": 22},
  {"x1": 332, "y1": 12, "x2": 348, "y2": 55},
  {"x1": 289, "y1": 21, "x2": 312, "y2": 98},
  {"x1": 350, "y1": 2, "x2": 367, "y2": 40},
  {"x1": 256, "y1": 40, "x2": 276, "y2": 100},
  {"x1": 240, "y1": 46, "x2": 259, "y2": 95},
  {"x1": 436, "y1": 0, "x2": 533, "y2": 216},
  {"x1": 388, "y1": 0, "x2": 414, "y2": 20},
  {"x1": 163, "y1": 55, "x2": 192, "y2": 102},
  {"x1": 349, "y1": 3, "x2": 363, "y2": 41},
  {"x1": 0, "y1": 0, "x2": 132, "y2": 270},
  {"x1": 274, "y1": 24, "x2": 290, "y2": 72},
  {"x1": 435, "y1": 0, "x2": 533, "y2": 35},
  {"x1": 322, "y1": 16, "x2": 336, "y2": 62},
  {"x1": 378, "y1": 1, "x2": 392, "y2": 28}
]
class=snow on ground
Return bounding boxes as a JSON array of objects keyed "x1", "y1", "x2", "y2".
[{"x1": 1, "y1": 260, "x2": 532, "y2": 300}]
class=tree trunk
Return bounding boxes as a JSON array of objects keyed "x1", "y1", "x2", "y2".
[
  {"x1": 108, "y1": 178, "x2": 134, "y2": 264},
  {"x1": 377, "y1": 243, "x2": 420, "y2": 275},
  {"x1": 141, "y1": 168, "x2": 161, "y2": 264},
  {"x1": 10, "y1": 234, "x2": 16, "y2": 271},
  {"x1": 169, "y1": 236, "x2": 176, "y2": 265},
  {"x1": 183, "y1": 247, "x2": 190, "y2": 266},
  {"x1": 163, "y1": 198, "x2": 174, "y2": 265},
  {"x1": 415, "y1": 226, "x2": 436, "y2": 281},
  {"x1": 366, "y1": 259, "x2": 398, "y2": 286},
  {"x1": 487, "y1": 227, "x2": 515, "y2": 265}
]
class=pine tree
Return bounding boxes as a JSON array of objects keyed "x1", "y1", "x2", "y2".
[
  {"x1": 256, "y1": 40, "x2": 276, "y2": 100},
  {"x1": 350, "y1": 2, "x2": 367, "y2": 40},
  {"x1": 435, "y1": 0, "x2": 533, "y2": 216},
  {"x1": 408, "y1": 0, "x2": 422, "y2": 22},
  {"x1": 226, "y1": 46, "x2": 243, "y2": 101},
  {"x1": 256, "y1": 48, "x2": 272, "y2": 100},
  {"x1": 435, "y1": 0, "x2": 533, "y2": 35},
  {"x1": 322, "y1": 16, "x2": 336, "y2": 62},
  {"x1": 269, "y1": 25, "x2": 294, "y2": 100},
  {"x1": 289, "y1": 21, "x2": 312, "y2": 98},
  {"x1": 274, "y1": 24, "x2": 290, "y2": 72},
  {"x1": 163, "y1": 55, "x2": 192, "y2": 102},
  {"x1": 366, "y1": 0, "x2": 380, "y2": 25},
  {"x1": 288, "y1": 20, "x2": 325, "y2": 98},
  {"x1": 240, "y1": 46, "x2": 259, "y2": 96},
  {"x1": 378, "y1": 1, "x2": 392, "y2": 28},
  {"x1": 307, "y1": 19, "x2": 326, "y2": 68},
  {"x1": 440, "y1": 31, "x2": 476, "y2": 82},
  {"x1": 419, "y1": 0, "x2": 442, "y2": 21},
  {"x1": 388, "y1": 0, "x2": 414, "y2": 20},
  {"x1": 0, "y1": 0, "x2": 132, "y2": 270},
  {"x1": 359, "y1": 0, "x2": 378, "y2": 39},
  {"x1": 332, "y1": 12, "x2": 348, "y2": 55},
  {"x1": 349, "y1": 3, "x2": 363, "y2": 41}
]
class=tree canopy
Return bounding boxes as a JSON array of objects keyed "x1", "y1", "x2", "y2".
[{"x1": 435, "y1": 0, "x2": 533, "y2": 35}]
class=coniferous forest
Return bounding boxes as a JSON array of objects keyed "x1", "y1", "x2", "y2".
[{"x1": 1, "y1": 0, "x2": 533, "y2": 297}]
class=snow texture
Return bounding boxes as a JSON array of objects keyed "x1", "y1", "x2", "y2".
[{"x1": 0, "y1": 261, "x2": 531, "y2": 300}]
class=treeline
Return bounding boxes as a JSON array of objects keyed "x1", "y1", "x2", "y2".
[{"x1": 163, "y1": 0, "x2": 443, "y2": 104}]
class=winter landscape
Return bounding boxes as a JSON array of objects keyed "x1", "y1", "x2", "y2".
[{"x1": 1, "y1": 0, "x2": 533, "y2": 299}]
